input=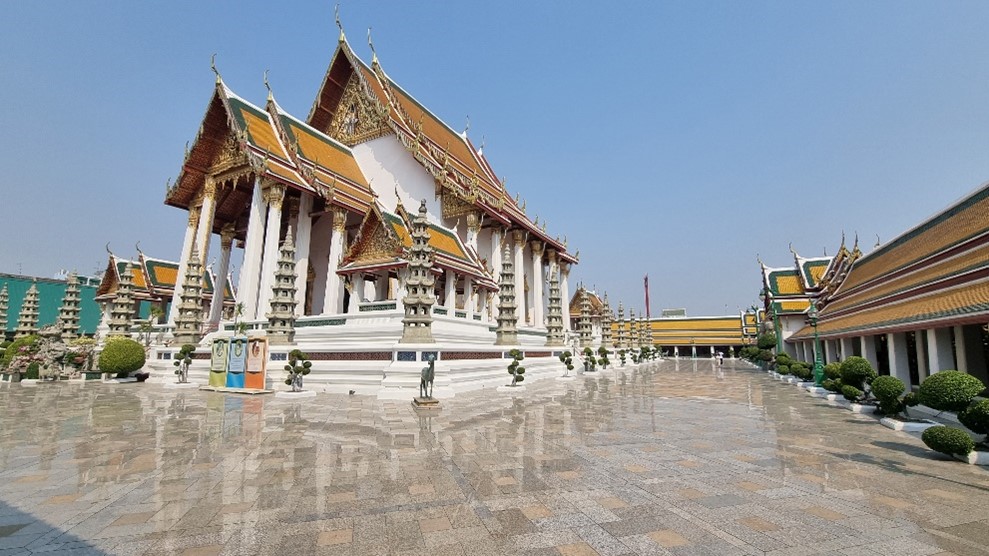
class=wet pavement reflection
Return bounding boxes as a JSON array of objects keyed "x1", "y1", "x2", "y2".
[{"x1": 1, "y1": 359, "x2": 987, "y2": 555}]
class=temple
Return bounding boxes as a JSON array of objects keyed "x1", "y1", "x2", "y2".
[
  {"x1": 764, "y1": 182, "x2": 989, "y2": 389},
  {"x1": 147, "y1": 23, "x2": 580, "y2": 395}
]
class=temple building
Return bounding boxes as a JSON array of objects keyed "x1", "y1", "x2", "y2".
[
  {"x1": 148, "y1": 22, "x2": 580, "y2": 395},
  {"x1": 759, "y1": 247, "x2": 836, "y2": 356},
  {"x1": 770, "y1": 181, "x2": 989, "y2": 389}
]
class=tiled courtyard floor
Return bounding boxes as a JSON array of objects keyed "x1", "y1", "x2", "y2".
[{"x1": 1, "y1": 360, "x2": 988, "y2": 555}]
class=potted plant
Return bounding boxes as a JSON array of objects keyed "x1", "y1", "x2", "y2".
[
  {"x1": 597, "y1": 346, "x2": 610, "y2": 369},
  {"x1": 559, "y1": 350, "x2": 574, "y2": 377},
  {"x1": 172, "y1": 344, "x2": 195, "y2": 383},
  {"x1": 506, "y1": 348, "x2": 525, "y2": 386},
  {"x1": 582, "y1": 347, "x2": 596, "y2": 373},
  {"x1": 284, "y1": 349, "x2": 312, "y2": 392}
]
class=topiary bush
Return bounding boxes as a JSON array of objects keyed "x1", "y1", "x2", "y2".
[
  {"x1": 841, "y1": 384, "x2": 863, "y2": 402},
  {"x1": 284, "y1": 349, "x2": 312, "y2": 391},
  {"x1": 757, "y1": 332, "x2": 776, "y2": 351},
  {"x1": 840, "y1": 356, "x2": 877, "y2": 390},
  {"x1": 958, "y1": 399, "x2": 989, "y2": 436},
  {"x1": 2, "y1": 335, "x2": 38, "y2": 369},
  {"x1": 871, "y1": 375, "x2": 906, "y2": 416},
  {"x1": 822, "y1": 378, "x2": 842, "y2": 393},
  {"x1": 903, "y1": 391, "x2": 920, "y2": 407},
  {"x1": 792, "y1": 364, "x2": 813, "y2": 381},
  {"x1": 98, "y1": 337, "x2": 146, "y2": 378},
  {"x1": 922, "y1": 426, "x2": 974, "y2": 456},
  {"x1": 823, "y1": 362, "x2": 842, "y2": 381},
  {"x1": 777, "y1": 364, "x2": 790, "y2": 375},
  {"x1": 918, "y1": 371, "x2": 985, "y2": 412}
]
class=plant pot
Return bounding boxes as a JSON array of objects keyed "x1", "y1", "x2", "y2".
[
  {"x1": 134, "y1": 372, "x2": 150, "y2": 382},
  {"x1": 84, "y1": 372, "x2": 102, "y2": 381}
]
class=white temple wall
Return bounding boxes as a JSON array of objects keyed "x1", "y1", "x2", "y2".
[
  {"x1": 307, "y1": 214, "x2": 333, "y2": 313},
  {"x1": 476, "y1": 227, "x2": 494, "y2": 266},
  {"x1": 352, "y1": 135, "x2": 440, "y2": 219}
]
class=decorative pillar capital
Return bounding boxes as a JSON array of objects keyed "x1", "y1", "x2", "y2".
[
  {"x1": 332, "y1": 206, "x2": 348, "y2": 232},
  {"x1": 220, "y1": 222, "x2": 237, "y2": 247},
  {"x1": 512, "y1": 229, "x2": 526, "y2": 247},
  {"x1": 263, "y1": 183, "x2": 286, "y2": 209},
  {"x1": 546, "y1": 249, "x2": 557, "y2": 263},
  {"x1": 202, "y1": 176, "x2": 219, "y2": 200},
  {"x1": 559, "y1": 262, "x2": 570, "y2": 276},
  {"x1": 530, "y1": 240, "x2": 544, "y2": 257},
  {"x1": 187, "y1": 205, "x2": 201, "y2": 227},
  {"x1": 466, "y1": 211, "x2": 481, "y2": 233}
]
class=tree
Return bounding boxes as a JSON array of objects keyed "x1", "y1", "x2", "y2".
[
  {"x1": 597, "y1": 346, "x2": 610, "y2": 369},
  {"x1": 173, "y1": 344, "x2": 196, "y2": 383},
  {"x1": 559, "y1": 350, "x2": 574, "y2": 376},
  {"x1": 284, "y1": 349, "x2": 312, "y2": 392},
  {"x1": 507, "y1": 348, "x2": 525, "y2": 386}
]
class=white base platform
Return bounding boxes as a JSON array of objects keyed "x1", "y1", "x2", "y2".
[
  {"x1": 848, "y1": 403, "x2": 878, "y2": 414},
  {"x1": 954, "y1": 450, "x2": 989, "y2": 466},
  {"x1": 497, "y1": 385, "x2": 527, "y2": 393},
  {"x1": 274, "y1": 390, "x2": 317, "y2": 399},
  {"x1": 880, "y1": 417, "x2": 940, "y2": 432},
  {"x1": 164, "y1": 382, "x2": 200, "y2": 389},
  {"x1": 105, "y1": 377, "x2": 138, "y2": 384},
  {"x1": 806, "y1": 386, "x2": 829, "y2": 397}
]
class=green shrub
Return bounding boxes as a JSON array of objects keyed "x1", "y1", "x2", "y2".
[
  {"x1": 958, "y1": 399, "x2": 989, "y2": 435},
  {"x1": 822, "y1": 378, "x2": 842, "y2": 393},
  {"x1": 922, "y1": 426, "x2": 974, "y2": 456},
  {"x1": 823, "y1": 362, "x2": 842, "y2": 380},
  {"x1": 758, "y1": 349, "x2": 773, "y2": 362},
  {"x1": 903, "y1": 391, "x2": 920, "y2": 407},
  {"x1": 757, "y1": 332, "x2": 776, "y2": 350},
  {"x1": 871, "y1": 376, "x2": 906, "y2": 416},
  {"x1": 1, "y1": 335, "x2": 38, "y2": 369},
  {"x1": 24, "y1": 362, "x2": 40, "y2": 379},
  {"x1": 791, "y1": 364, "x2": 813, "y2": 381},
  {"x1": 98, "y1": 337, "x2": 146, "y2": 378},
  {"x1": 918, "y1": 371, "x2": 985, "y2": 412},
  {"x1": 777, "y1": 365, "x2": 790, "y2": 375},
  {"x1": 840, "y1": 357, "x2": 877, "y2": 389},
  {"x1": 841, "y1": 384, "x2": 863, "y2": 402}
]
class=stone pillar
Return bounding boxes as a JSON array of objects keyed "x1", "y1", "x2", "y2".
[
  {"x1": 322, "y1": 207, "x2": 348, "y2": 315},
  {"x1": 512, "y1": 230, "x2": 526, "y2": 325},
  {"x1": 444, "y1": 270, "x2": 456, "y2": 309},
  {"x1": 887, "y1": 332, "x2": 911, "y2": 388},
  {"x1": 350, "y1": 274, "x2": 365, "y2": 313},
  {"x1": 840, "y1": 337, "x2": 854, "y2": 363},
  {"x1": 465, "y1": 211, "x2": 480, "y2": 252},
  {"x1": 530, "y1": 240, "x2": 544, "y2": 328},
  {"x1": 237, "y1": 180, "x2": 266, "y2": 322},
  {"x1": 953, "y1": 325, "x2": 968, "y2": 373},
  {"x1": 194, "y1": 177, "x2": 219, "y2": 271},
  {"x1": 490, "y1": 228, "x2": 502, "y2": 311},
  {"x1": 293, "y1": 194, "x2": 313, "y2": 317},
  {"x1": 256, "y1": 184, "x2": 285, "y2": 320},
  {"x1": 169, "y1": 205, "x2": 200, "y2": 325},
  {"x1": 825, "y1": 339, "x2": 836, "y2": 365},
  {"x1": 915, "y1": 330, "x2": 929, "y2": 382},
  {"x1": 464, "y1": 276, "x2": 474, "y2": 317},
  {"x1": 560, "y1": 262, "x2": 571, "y2": 332},
  {"x1": 861, "y1": 335, "x2": 879, "y2": 371},
  {"x1": 208, "y1": 223, "x2": 236, "y2": 328},
  {"x1": 926, "y1": 328, "x2": 954, "y2": 374}
]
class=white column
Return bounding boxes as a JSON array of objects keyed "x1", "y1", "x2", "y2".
[
  {"x1": 840, "y1": 337, "x2": 854, "y2": 363},
  {"x1": 444, "y1": 270, "x2": 456, "y2": 309},
  {"x1": 927, "y1": 328, "x2": 954, "y2": 374},
  {"x1": 349, "y1": 274, "x2": 364, "y2": 313},
  {"x1": 256, "y1": 184, "x2": 285, "y2": 320},
  {"x1": 861, "y1": 335, "x2": 879, "y2": 370},
  {"x1": 915, "y1": 330, "x2": 929, "y2": 383},
  {"x1": 194, "y1": 178, "x2": 219, "y2": 272},
  {"x1": 825, "y1": 339, "x2": 836, "y2": 365},
  {"x1": 466, "y1": 212, "x2": 480, "y2": 253},
  {"x1": 560, "y1": 263, "x2": 572, "y2": 332},
  {"x1": 293, "y1": 194, "x2": 313, "y2": 317},
  {"x1": 168, "y1": 205, "x2": 200, "y2": 325},
  {"x1": 480, "y1": 290, "x2": 490, "y2": 321},
  {"x1": 464, "y1": 276, "x2": 474, "y2": 317},
  {"x1": 237, "y1": 179, "x2": 267, "y2": 321},
  {"x1": 208, "y1": 223, "x2": 236, "y2": 327},
  {"x1": 513, "y1": 230, "x2": 526, "y2": 325},
  {"x1": 888, "y1": 332, "x2": 911, "y2": 387},
  {"x1": 530, "y1": 240, "x2": 545, "y2": 328},
  {"x1": 322, "y1": 207, "x2": 347, "y2": 315},
  {"x1": 490, "y1": 228, "x2": 502, "y2": 309},
  {"x1": 953, "y1": 325, "x2": 968, "y2": 373}
]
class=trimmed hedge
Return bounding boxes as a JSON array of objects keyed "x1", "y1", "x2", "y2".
[
  {"x1": 822, "y1": 378, "x2": 842, "y2": 393},
  {"x1": 98, "y1": 337, "x2": 146, "y2": 378},
  {"x1": 840, "y1": 356, "x2": 877, "y2": 390},
  {"x1": 823, "y1": 362, "x2": 842, "y2": 381},
  {"x1": 958, "y1": 399, "x2": 989, "y2": 436},
  {"x1": 918, "y1": 371, "x2": 985, "y2": 412},
  {"x1": 922, "y1": 426, "x2": 974, "y2": 456},
  {"x1": 841, "y1": 384, "x2": 863, "y2": 402},
  {"x1": 871, "y1": 375, "x2": 906, "y2": 416}
]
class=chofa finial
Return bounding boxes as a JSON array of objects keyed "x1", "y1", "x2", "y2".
[
  {"x1": 367, "y1": 27, "x2": 377, "y2": 64},
  {"x1": 210, "y1": 53, "x2": 220, "y2": 84},
  {"x1": 335, "y1": 4, "x2": 345, "y2": 42},
  {"x1": 263, "y1": 69, "x2": 272, "y2": 101}
]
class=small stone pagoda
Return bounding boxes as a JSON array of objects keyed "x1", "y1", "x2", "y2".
[
  {"x1": 401, "y1": 200, "x2": 437, "y2": 344},
  {"x1": 495, "y1": 242, "x2": 519, "y2": 346},
  {"x1": 58, "y1": 272, "x2": 82, "y2": 341},
  {"x1": 578, "y1": 286, "x2": 592, "y2": 348},
  {"x1": 544, "y1": 267, "x2": 564, "y2": 347},
  {"x1": 108, "y1": 263, "x2": 136, "y2": 337},
  {"x1": 629, "y1": 308, "x2": 638, "y2": 350},
  {"x1": 173, "y1": 248, "x2": 204, "y2": 345},
  {"x1": 616, "y1": 301, "x2": 626, "y2": 349},
  {"x1": 14, "y1": 280, "x2": 40, "y2": 339},
  {"x1": 266, "y1": 227, "x2": 298, "y2": 345},
  {"x1": 0, "y1": 284, "x2": 8, "y2": 339},
  {"x1": 600, "y1": 294, "x2": 612, "y2": 349}
]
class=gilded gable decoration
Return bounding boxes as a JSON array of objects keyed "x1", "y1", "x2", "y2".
[{"x1": 327, "y1": 74, "x2": 391, "y2": 146}]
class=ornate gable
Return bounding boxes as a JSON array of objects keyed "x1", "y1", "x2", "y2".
[
  {"x1": 325, "y1": 70, "x2": 391, "y2": 146},
  {"x1": 342, "y1": 207, "x2": 403, "y2": 267}
]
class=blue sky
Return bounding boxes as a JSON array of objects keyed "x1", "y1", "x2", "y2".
[{"x1": 2, "y1": 1, "x2": 988, "y2": 316}]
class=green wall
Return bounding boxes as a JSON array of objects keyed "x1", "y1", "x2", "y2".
[{"x1": 0, "y1": 274, "x2": 102, "y2": 336}]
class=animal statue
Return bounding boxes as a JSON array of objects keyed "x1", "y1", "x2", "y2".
[{"x1": 419, "y1": 355, "x2": 435, "y2": 399}]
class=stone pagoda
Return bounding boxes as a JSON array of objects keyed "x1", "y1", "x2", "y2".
[
  {"x1": 58, "y1": 272, "x2": 82, "y2": 341},
  {"x1": 108, "y1": 263, "x2": 137, "y2": 337},
  {"x1": 15, "y1": 280, "x2": 40, "y2": 339},
  {"x1": 495, "y1": 242, "x2": 519, "y2": 345},
  {"x1": 544, "y1": 267, "x2": 564, "y2": 347},
  {"x1": 401, "y1": 200, "x2": 437, "y2": 344},
  {"x1": 0, "y1": 284, "x2": 8, "y2": 340},
  {"x1": 600, "y1": 294, "x2": 613, "y2": 349},
  {"x1": 629, "y1": 308, "x2": 638, "y2": 350},
  {"x1": 639, "y1": 316, "x2": 650, "y2": 348},
  {"x1": 266, "y1": 227, "x2": 299, "y2": 345},
  {"x1": 578, "y1": 286, "x2": 592, "y2": 348},
  {"x1": 173, "y1": 248, "x2": 204, "y2": 345},
  {"x1": 616, "y1": 301, "x2": 626, "y2": 350}
]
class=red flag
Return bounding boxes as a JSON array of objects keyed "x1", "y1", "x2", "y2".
[{"x1": 644, "y1": 274, "x2": 651, "y2": 319}]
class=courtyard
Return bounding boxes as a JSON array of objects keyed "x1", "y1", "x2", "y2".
[{"x1": 1, "y1": 361, "x2": 988, "y2": 556}]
